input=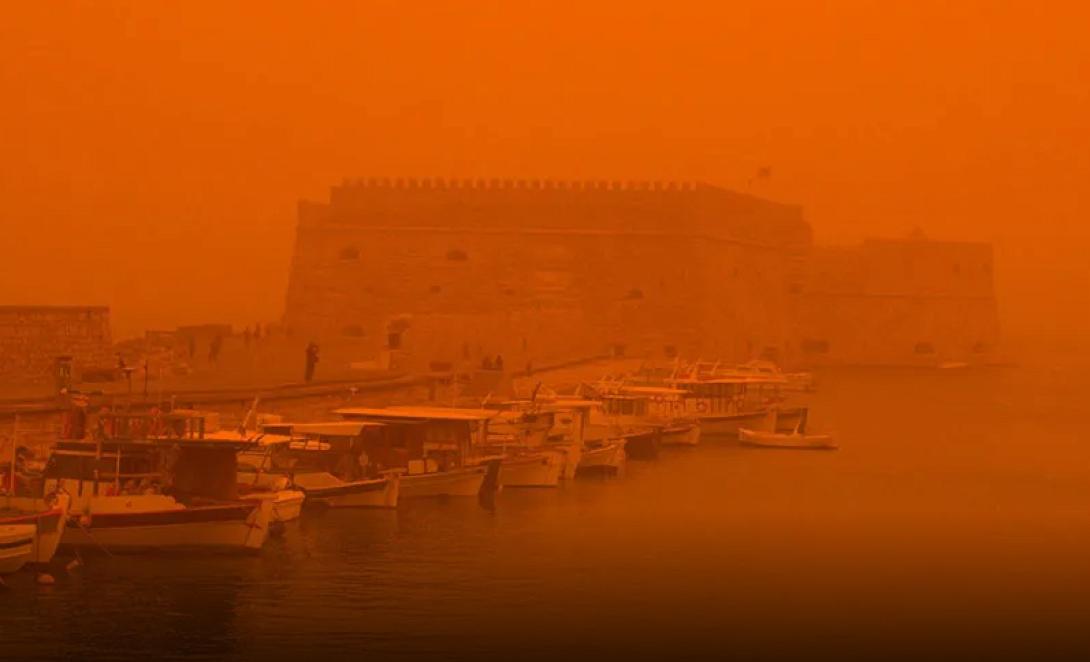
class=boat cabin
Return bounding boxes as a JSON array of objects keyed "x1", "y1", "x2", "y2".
[
  {"x1": 668, "y1": 375, "x2": 784, "y2": 417},
  {"x1": 42, "y1": 428, "x2": 256, "y2": 511},
  {"x1": 251, "y1": 421, "x2": 386, "y2": 481},
  {"x1": 334, "y1": 407, "x2": 495, "y2": 474}
]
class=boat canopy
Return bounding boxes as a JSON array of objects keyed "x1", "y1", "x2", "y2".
[
  {"x1": 336, "y1": 406, "x2": 495, "y2": 422},
  {"x1": 262, "y1": 421, "x2": 382, "y2": 438}
]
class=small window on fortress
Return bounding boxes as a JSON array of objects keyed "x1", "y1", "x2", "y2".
[
  {"x1": 446, "y1": 249, "x2": 469, "y2": 261},
  {"x1": 972, "y1": 341, "x2": 988, "y2": 354},
  {"x1": 914, "y1": 342, "x2": 935, "y2": 355},
  {"x1": 624, "y1": 288, "x2": 644, "y2": 300},
  {"x1": 429, "y1": 285, "x2": 442, "y2": 294},
  {"x1": 663, "y1": 345, "x2": 678, "y2": 358},
  {"x1": 339, "y1": 246, "x2": 360, "y2": 261},
  {"x1": 342, "y1": 324, "x2": 364, "y2": 337},
  {"x1": 801, "y1": 339, "x2": 830, "y2": 354}
]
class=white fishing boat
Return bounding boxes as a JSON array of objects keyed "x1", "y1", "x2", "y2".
[
  {"x1": 41, "y1": 412, "x2": 274, "y2": 553},
  {"x1": 588, "y1": 383, "x2": 701, "y2": 453},
  {"x1": 1, "y1": 493, "x2": 71, "y2": 573},
  {"x1": 0, "y1": 524, "x2": 35, "y2": 575},
  {"x1": 738, "y1": 409, "x2": 837, "y2": 450},
  {"x1": 481, "y1": 410, "x2": 564, "y2": 487},
  {"x1": 544, "y1": 400, "x2": 627, "y2": 476},
  {"x1": 668, "y1": 372, "x2": 802, "y2": 437},
  {"x1": 246, "y1": 422, "x2": 399, "y2": 509},
  {"x1": 335, "y1": 407, "x2": 502, "y2": 499}
]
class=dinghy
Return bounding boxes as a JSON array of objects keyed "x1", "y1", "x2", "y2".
[{"x1": 738, "y1": 409, "x2": 837, "y2": 450}]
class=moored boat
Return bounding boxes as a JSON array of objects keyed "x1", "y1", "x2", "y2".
[
  {"x1": 738, "y1": 409, "x2": 837, "y2": 450},
  {"x1": 0, "y1": 492, "x2": 71, "y2": 571},
  {"x1": 246, "y1": 422, "x2": 400, "y2": 509},
  {"x1": 0, "y1": 524, "x2": 35, "y2": 575},
  {"x1": 542, "y1": 400, "x2": 627, "y2": 476},
  {"x1": 41, "y1": 411, "x2": 275, "y2": 553},
  {"x1": 335, "y1": 407, "x2": 503, "y2": 499}
]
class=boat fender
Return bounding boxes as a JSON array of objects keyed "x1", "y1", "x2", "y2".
[
  {"x1": 36, "y1": 573, "x2": 56, "y2": 586},
  {"x1": 695, "y1": 401, "x2": 708, "y2": 413},
  {"x1": 78, "y1": 514, "x2": 92, "y2": 529}
]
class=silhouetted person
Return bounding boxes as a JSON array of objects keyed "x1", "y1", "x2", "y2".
[
  {"x1": 494, "y1": 354, "x2": 504, "y2": 371},
  {"x1": 243, "y1": 326, "x2": 252, "y2": 348},
  {"x1": 305, "y1": 341, "x2": 320, "y2": 382},
  {"x1": 254, "y1": 323, "x2": 262, "y2": 342},
  {"x1": 187, "y1": 336, "x2": 196, "y2": 359},
  {"x1": 210, "y1": 335, "x2": 224, "y2": 363},
  {"x1": 482, "y1": 355, "x2": 494, "y2": 370}
]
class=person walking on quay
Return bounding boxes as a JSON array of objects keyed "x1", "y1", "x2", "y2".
[
  {"x1": 208, "y1": 335, "x2": 223, "y2": 364},
  {"x1": 305, "y1": 341, "x2": 320, "y2": 383},
  {"x1": 494, "y1": 354, "x2": 504, "y2": 372}
]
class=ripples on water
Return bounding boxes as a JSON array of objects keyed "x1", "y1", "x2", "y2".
[{"x1": 5, "y1": 355, "x2": 1090, "y2": 659}]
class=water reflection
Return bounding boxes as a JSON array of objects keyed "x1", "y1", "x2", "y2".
[{"x1": 6, "y1": 360, "x2": 1090, "y2": 658}]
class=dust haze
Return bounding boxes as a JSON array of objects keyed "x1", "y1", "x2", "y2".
[{"x1": 2, "y1": 1, "x2": 1087, "y2": 341}]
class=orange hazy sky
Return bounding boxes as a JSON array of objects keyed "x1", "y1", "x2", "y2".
[{"x1": 2, "y1": 1, "x2": 1087, "y2": 338}]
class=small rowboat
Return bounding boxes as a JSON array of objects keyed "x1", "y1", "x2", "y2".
[
  {"x1": 738, "y1": 427, "x2": 837, "y2": 450},
  {"x1": 738, "y1": 408, "x2": 837, "y2": 450}
]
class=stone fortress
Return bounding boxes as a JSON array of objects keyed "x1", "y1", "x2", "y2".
[
  {"x1": 284, "y1": 178, "x2": 1000, "y2": 371},
  {"x1": 0, "y1": 178, "x2": 1000, "y2": 386}
]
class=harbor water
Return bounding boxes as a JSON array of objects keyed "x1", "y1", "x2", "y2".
[{"x1": 4, "y1": 348, "x2": 1090, "y2": 659}]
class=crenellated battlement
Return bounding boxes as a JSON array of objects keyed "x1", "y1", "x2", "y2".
[{"x1": 333, "y1": 177, "x2": 704, "y2": 192}]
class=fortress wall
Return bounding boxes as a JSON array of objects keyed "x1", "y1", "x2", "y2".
[
  {"x1": 285, "y1": 181, "x2": 807, "y2": 370},
  {"x1": 0, "y1": 306, "x2": 113, "y2": 384},
  {"x1": 796, "y1": 240, "x2": 1000, "y2": 365}
]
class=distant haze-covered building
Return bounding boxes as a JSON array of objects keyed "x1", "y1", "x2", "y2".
[
  {"x1": 284, "y1": 178, "x2": 810, "y2": 371},
  {"x1": 794, "y1": 238, "x2": 1000, "y2": 366},
  {"x1": 284, "y1": 178, "x2": 999, "y2": 370}
]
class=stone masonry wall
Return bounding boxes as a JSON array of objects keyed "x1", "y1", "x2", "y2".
[
  {"x1": 0, "y1": 306, "x2": 113, "y2": 385},
  {"x1": 283, "y1": 180, "x2": 810, "y2": 371},
  {"x1": 793, "y1": 239, "x2": 1000, "y2": 365}
]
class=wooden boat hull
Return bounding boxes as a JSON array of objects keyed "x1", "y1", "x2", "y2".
[
  {"x1": 660, "y1": 423, "x2": 701, "y2": 446},
  {"x1": 1, "y1": 493, "x2": 70, "y2": 565},
  {"x1": 577, "y1": 441, "x2": 626, "y2": 476},
  {"x1": 297, "y1": 475, "x2": 399, "y2": 509},
  {"x1": 62, "y1": 500, "x2": 274, "y2": 553},
  {"x1": 399, "y1": 464, "x2": 489, "y2": 499},
  {"x1": 500, "y1": 452, "x2": 563, "y2": 488},
  {"x1": 738, "y1": 428, "x2": 838, "y2": 450},
  {"x1": 242, "y1": 490, "x2": 306, "y2": 522},
  {"x1": 0, "y1": 524, "x2": 35, "y2": 575}
]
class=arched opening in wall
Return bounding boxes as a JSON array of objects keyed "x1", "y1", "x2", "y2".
[
  {"x1": 801, "y1": 339, "x2": 830, "y2": 355},
  {"x1": 342, "y1": 324, "x2": 365, "y2": 338},
  {"x1": 914, "y1": 342, "x2": 936, "y2": 355},
  {"x1": 972, "y1": 341, "x2": 988, "y2": 354},
  {"x1": 624, "y1": 288, "x2": 644, "y2": 301},
  {"x1": 388, "y1": 332, "x2": 403, "y2": 350},
  {"x1": 446, "y1": 248, "x2": 469, "y2": 262},
  {"x1": 663, "y1": 344, "x2": 678, "y2": 359},
  {"x1": 611, "y1": 343, "x2": 627, "y2": 358},
  {"x1": 759, "y1": 346, "x2": 781, "y2": 362},
  {"x1": 339, "y1": 246, "x2": 360, "y2": 261}
]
